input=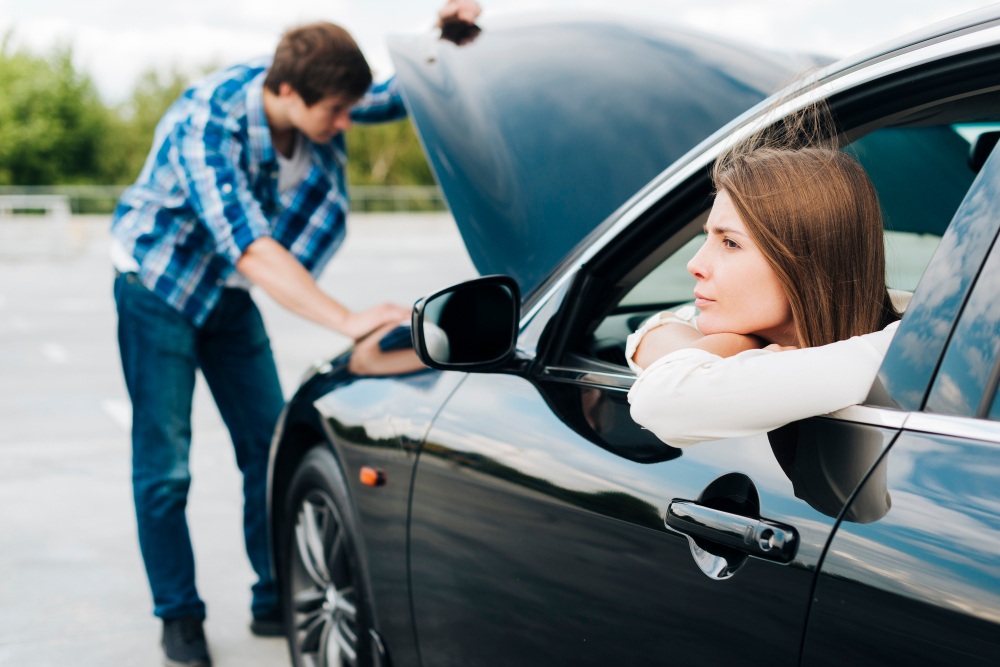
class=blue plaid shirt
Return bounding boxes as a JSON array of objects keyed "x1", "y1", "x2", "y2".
[{"x1": 111, "y1": 57, "x2": 406, "y2": 326}]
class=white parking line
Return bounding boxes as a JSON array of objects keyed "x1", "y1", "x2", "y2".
[
  {"x1": 101, "y1": 399, "x2": 132, "y2": 431},
  {"x1": 40, "y1": 342, "x2": 69, "y2": 363}
]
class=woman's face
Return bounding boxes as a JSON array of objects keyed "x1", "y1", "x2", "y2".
[{"x1": 687, "y1": 190, "x2": 796, "y2": 345}]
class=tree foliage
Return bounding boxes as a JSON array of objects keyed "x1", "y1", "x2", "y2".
[
  {"x1": 0, "y1": 35, "x2": 109, "y2": 185},
  {"x1": 100, "y1": 68, "x2": 195, "y2": 184},
  {"x1": 346, "y1": 119, "x2": 435, "y2": 186},
  {"x1": 0, "y1": 36, "x2": 435, "y2": 187}
]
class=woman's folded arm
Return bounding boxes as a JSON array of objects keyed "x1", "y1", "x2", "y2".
[{"x1": 627, "y1": 323, "x2": 898, "y2": 447}]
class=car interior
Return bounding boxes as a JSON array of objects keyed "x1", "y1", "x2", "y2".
[{"x1": 572, "y1": 94, "x2": 1000, "y2": 372}]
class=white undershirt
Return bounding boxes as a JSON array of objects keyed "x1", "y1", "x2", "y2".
[
  {"x1": 276, "y1": 132, "x2": 312, "y2": 195},
  {"x1": 111, "y1": 132, "x2": 313, "y2": 290},
  {"x1": 625, "y1": 306, "x2": 901, "y2": 448}
]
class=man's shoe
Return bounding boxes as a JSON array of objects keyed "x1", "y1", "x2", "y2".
[
  {"x1": 249, "y1": 611, "x2": 284, "y2": 637},
  {"x1": 162, "y1": 616, "x2": 211, "y2": 667}
]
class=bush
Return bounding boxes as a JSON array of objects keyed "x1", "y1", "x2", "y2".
[
  {"x1": 346, "y1": 119, "x2": 435, "y2": 186},
  {"x1": 0, "y1": 34, "x2": 110, "y2": 185}
]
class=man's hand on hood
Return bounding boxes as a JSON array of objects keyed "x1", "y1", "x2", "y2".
[{"x1": 437, "y1": 0, "x2": 482, "y2": 27}]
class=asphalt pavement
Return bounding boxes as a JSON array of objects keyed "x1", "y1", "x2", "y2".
[{"x1": 0, "y1": 213, "x2": 476, "y2": 666}]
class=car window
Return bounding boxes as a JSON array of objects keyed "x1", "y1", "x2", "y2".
[
  {"x1": 924, "y1": 243, "x2": 1000, "y2": 417},
  {"x1": 618, "y1": 234, "x2": 704, "y2": 308},
  {"x1": 580, "y1": 123, "x2": 983, "y2": 369},
  {"x1": 989, "y1": 376, "x2": 1000, "y2": 421}
]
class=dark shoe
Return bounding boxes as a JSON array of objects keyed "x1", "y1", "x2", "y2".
[
  {"x1": 250, "y1": 611, "x2": 284, "y2": 637},
  {"x1": 162, "y1": 616, "x2": 211, "y2": 667}
]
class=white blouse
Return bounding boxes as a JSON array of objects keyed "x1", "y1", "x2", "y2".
[{"x1": 625, "y1": 306, "x2": 900, "y2": 448}]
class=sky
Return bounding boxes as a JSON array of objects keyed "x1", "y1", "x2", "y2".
[{"x1": 1, "y1": 0, "x2": 998, "y2": 103}]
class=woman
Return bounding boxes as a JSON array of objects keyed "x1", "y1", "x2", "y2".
[{"x1": 627, "y1": 112, "x2": 902, "y2": 447}]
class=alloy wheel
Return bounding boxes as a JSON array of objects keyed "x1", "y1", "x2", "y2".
[{"x1": 290, "y1": 490, "x2": 360, "y2": 667}]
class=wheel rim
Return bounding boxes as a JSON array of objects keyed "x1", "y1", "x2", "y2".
[{"x1": 290, "y1": 490, "x2": 360, "y2": 667}]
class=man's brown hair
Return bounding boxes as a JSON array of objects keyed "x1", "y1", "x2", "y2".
[
  {"x1": 264, "y1": 22, "x2": 372, "y2": 106},
  {"x1": 713, "y1": 102, "x2": 899, "y2": 348}
]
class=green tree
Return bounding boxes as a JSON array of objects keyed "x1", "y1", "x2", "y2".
[
  {"x1": 0, "y1": 34, "x2": 110, "y2": 185},
  {"x1": 346, "y1": 119, "x2": 435, "y2": 186},
  {"x1": 101, "y1": 68, "x2": 193, "y2": 183},
  {"x1": 0, "y1": 35, "x2": 437, "y2": 189}
]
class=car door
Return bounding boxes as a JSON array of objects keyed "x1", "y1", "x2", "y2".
[
  {"x1": 801, "y1": 147, "x2": 1000, "y2": 665},
  {"x1": 405, "y1": 116, "x2": 994, "y2": 667},
  {"x1": 408, "y1": 364, "x2": 897, "y2": 667}
]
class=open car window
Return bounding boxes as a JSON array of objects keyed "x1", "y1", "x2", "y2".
[{"x1": 578, "y1": 121, "x2": 988, "y2": 370}]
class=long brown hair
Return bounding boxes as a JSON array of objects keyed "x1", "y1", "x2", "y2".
[{"x1": 712, "y1": 103, "x2": 899, "y2": 348}]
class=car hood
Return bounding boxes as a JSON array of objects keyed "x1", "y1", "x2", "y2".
[{"x1": 388, "y1": 14, "x2": 800, "y2": 296}]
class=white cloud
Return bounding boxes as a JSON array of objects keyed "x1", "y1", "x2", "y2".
[{"x1": 0, "y1": 0, "x2": 996, "y2": 102}]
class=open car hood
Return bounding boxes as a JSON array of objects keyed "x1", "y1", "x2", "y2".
[{"x1": 388, "y1": 14, "x2": 799, "y2": 296}]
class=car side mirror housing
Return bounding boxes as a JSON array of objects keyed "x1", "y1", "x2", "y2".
[{"x1": 412, "y1": 275, "x2": 520, "y2": 371}]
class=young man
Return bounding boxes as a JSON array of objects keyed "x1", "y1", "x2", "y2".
[{"x1": 111, "y1": 3, "x2": 481, "y2": 666}]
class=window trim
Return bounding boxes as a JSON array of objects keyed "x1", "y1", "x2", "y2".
[{"x1": 906, "y1": 411, "x2": 1000, "y2": 445}]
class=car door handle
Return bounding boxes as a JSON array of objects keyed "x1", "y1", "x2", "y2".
[{"x1": 665, "y1": 500, "x2": 798, "y2": 563}]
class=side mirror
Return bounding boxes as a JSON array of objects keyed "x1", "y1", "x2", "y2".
[{"x1": 412, "y1": 275, "x2": 520, "y2": 371}]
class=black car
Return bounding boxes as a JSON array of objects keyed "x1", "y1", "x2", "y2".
[{"x1": 267, "y1": 10, "x2": 1000, "y2": 667}]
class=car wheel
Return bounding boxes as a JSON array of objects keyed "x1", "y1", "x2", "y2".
[{"x1": 282, "y1": 447, "x2": 371, "y2": 667}]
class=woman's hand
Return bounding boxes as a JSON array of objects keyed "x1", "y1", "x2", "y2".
[{"x1": 763, "y1": 343, "x2": 799, "y2": 353}]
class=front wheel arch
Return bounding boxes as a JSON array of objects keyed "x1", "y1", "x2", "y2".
[{"x1": 281, "y1": 446, "x2": 381, "y2": 667}]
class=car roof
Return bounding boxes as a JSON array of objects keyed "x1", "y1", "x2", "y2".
[{"x1": 825, "y1": 3, "x2": 1000, "y2": 78}]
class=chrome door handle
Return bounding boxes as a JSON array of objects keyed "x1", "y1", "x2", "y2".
[{"x1": 665, "y1": 500, "x2": 798, "y2": 563}]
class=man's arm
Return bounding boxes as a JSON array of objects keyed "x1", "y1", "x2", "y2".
[
  {"x1": 237, "y1": 237, "x2": 409, "y2": 340},
  {"x1": 349, "y1": 77, "x2": 407, "y2": 125}
]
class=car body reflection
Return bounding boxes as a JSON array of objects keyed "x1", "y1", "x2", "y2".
[{"x1": 804, "y1": 432, "x2": 1000, "y2": 665}]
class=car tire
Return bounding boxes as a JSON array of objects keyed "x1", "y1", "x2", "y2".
[{"x1": 281, "y1": 446, "x2": 373, "y2": 667}]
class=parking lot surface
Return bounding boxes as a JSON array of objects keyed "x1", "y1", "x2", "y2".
[{"x1": 0, "y1": 213, "x2": 476, "y2": 666}]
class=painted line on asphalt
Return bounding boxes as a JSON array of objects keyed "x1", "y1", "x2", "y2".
[{"x1": 101, "y1": 399, "x2": 132, "y2": 432}]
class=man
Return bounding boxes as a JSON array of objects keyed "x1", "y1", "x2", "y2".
[{"x1": 111, "y1": 2, "x2": 481, "y2": 666}]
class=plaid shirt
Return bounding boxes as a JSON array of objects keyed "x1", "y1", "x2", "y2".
[{"x1": 111, "y1": 57, "x2": 406, "y2": 326}]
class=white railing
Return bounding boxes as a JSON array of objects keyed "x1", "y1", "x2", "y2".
[
  {"x1": 0, "y1": 185, "x2": 446, "y2": 214},
  {"x1": 0, "y1": 194, "x2": 71, "y2": 257}
]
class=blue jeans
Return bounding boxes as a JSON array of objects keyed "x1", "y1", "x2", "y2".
[{"x1": 115, "y1": 272, "x2": 283, "y2": 621}]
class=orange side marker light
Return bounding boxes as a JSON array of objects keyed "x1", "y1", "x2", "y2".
[{"x1": 360, "y1": 466, "x2": 386, "y2": 487}]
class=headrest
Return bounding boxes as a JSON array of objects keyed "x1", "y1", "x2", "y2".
[
  {"x1": 889, "y1": 288, "x2": 913, "y2": 313},
  {"x1": 969, "y1": 131, "x2": 1000, "y2": 174}
]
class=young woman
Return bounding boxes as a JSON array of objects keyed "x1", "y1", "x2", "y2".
[{"x1": 627, "y1": 124, "x2": 903, "y2": 447}]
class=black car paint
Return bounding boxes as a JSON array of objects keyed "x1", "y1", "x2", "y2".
[
  {"x1": 802, "y1": 431, "x2": 1000, "y2": 665},
  {"x1": 408, "y1": 374, "x2": 894, "y2": 665},
  {"x1": 265, "y1": 12, "x2": 1000, "y2": 667},
  {"x1": 269, "y1": 363, "x2": 466, "y2": 667}
]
